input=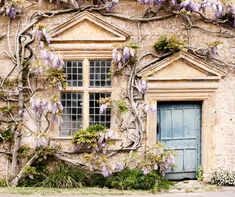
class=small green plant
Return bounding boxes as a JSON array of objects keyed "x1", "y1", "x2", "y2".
[
  {"x1": 114, "y1": 100, "x2": 128, "y2": 113},
  {"x1": 21, "y1": 164, "x2": 89, "y2": 188},
  {"x1": 0, "y1": 179, "x2": 7, "y2": 187},
  {"x1": 24, "y1": 166, "x2": 40, "y2": 177},
  {"x1": 210, "y1": 169, "x2": 235, "y2": 186},
  {"x1": 73, "y1": 124, "x2": 106, "y2": 149},
  {"x1": 153, "y1": 35, "x2": 186, "y2": 53},
  {"x1": 18, "y1": 144, "x2": 32, "y2": 157},
  {"x1": 196, "y1": 166, "x2": 204, "y2": 181},
  {"x1": 0, "y1": 105, "x2": 19, "y2": 116},
  {"x1": 36, "y1": 164, "x2": 88, "y2": 188},
  {"x1": 46, "y1": 68, "x2": 67, "y2": 89},
  {"x1": 73, "y1": 124, "x2": 115, "y2": 152},
  {"x1": 0, "y1": 126, "x2": 13, "y2": 142},
  {"x1": 207, "y1": 41, "x2": 223, "y2": 48},
  {"x1": 99, "y1": 97, "x2": 128, "y2": 114},
  {"x1": 105, "y1": 168, "x2": 173, "y2": 191}
]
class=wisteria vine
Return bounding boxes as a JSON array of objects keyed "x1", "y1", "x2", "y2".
[{"x1": 0, "y1": 0, "x2": 233, "y2": 186}]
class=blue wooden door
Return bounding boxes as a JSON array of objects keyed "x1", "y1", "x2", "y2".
[{"x1": 157, "y1": 102, "x2": 201, "y2": 180}]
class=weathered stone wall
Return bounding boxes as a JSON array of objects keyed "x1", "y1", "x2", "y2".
[{"x1": 0, "y1": 0, "x2": 235, "y2": 179}]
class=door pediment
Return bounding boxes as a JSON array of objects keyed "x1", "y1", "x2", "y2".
[
  {"x1": 49, "y1": 11, "x2": 129, "y2": 42},
  {"x1": 138, "y1": 52, "x2": 226, "y2": 81}
]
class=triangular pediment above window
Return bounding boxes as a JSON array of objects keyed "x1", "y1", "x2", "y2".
[
  {"x1": 137, "y1": 52, "x2": 226, "y2": 81},
  {"x1": 49, "y1": 11, "x2": 129, "y2": 42}
]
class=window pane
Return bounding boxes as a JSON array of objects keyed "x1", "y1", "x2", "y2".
[
  {"x1": 89, "y1": 93, "x2": 111, "y2": 128},
  {"x1": 60, "y1": 92, "x2": 83, "y2": 136},
  {"x1": 64, "y1": 61, "x2": 83, "y2": 87},
  {"x1": 90, "y1": 60, "x2": 111, "y2": 87}
]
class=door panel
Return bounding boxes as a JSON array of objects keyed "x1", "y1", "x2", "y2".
[{"x1": 157, "y1": 102, "x2": 201, "y2": 180}]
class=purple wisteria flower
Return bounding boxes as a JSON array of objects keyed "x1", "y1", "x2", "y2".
[
  {"x1": 30, "y1": 97, "x2": 48, "y2": 116},
  {"x1": 51, "y1": 53, "x2": 64, "y2": 69},
  {"x1": 199, "y1": 0, "x2": 210, "y2": 13},
  {"x1": 101, "y1": 166, "x2": 111, "y2": 177},
  {"x1": 112, "y1": 48, "x2": 122, "y2": 65},
  {"x1": 6, "y1": 7, "x2": 17, "y2": 19},
  {"x1": 106, "y1": 129, "x2": 115, "y2": 139},
  {"x1": 30, "y1": 97, "x2": 63, "y2": 116},
  {"x1": 180, "y1": 0, "x2": 200, "y2": 12},
  {"x1": 142, "y1": 167, "x2": 150, "y2": 175},
  {"x1": 40, "y1": 49, "x2": 64, "y2": 69},
  {"x1": 153, "y1": 163, "x2": 158, "y2": 170},
  {"x1": 122, "y1": 47, "x2": 131, "y2": 64},
  {"x1": 36, "y1": 136, "x2": 48, "y2": 148},
  {"x1": 112, "y1": 46, "x2": 135, "y2": 69},
  {"x1": 138, "y1": 0, "x2": 164, "y2": 6},
  {"x1": 112, "y1": 163, "x2": 125, "y2": 172},
  {"x1": 211, "y1": 1, "x2": 224, "y2": 18},
  {"x1": 34, "y1": 25, "x2": 51, "y2": 45},
  {"x1": 163, "y1": 154, "x2": 175, "y2": 170},
  {"x1": 144, "y1": 104, "x2": 156, "y2": 113},
  {"x1": 105, "y1": 0, "x2": 119, "y2": 10},
  {"x1": 47, "y1": 101, "x2": 63, "y2": 114},
  {"x1": 100, "y1": 104, "x2": 108, "y2": 114},
  {"x1": 136, "y1": 80, "x2": 148, "y2": 94}
]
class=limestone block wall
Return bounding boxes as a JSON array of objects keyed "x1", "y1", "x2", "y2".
[
  {"x1": 0, "y1": 0, "x2": 235, "y2": 178},
  {"x1": 214, "y1": 73, "x2": 235, "y2": 170}
]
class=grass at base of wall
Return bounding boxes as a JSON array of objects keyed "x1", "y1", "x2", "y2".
[{"x1": 0, "y1": 187, "x2": 153, "y2": 195}]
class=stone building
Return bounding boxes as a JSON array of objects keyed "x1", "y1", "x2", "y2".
[{"x1": 0, "y1": 0, "x2": 235, "y2": 181}]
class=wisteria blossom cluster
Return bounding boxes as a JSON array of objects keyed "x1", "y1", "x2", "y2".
[
  {"x1": 33, "y1": 23, "x2": 51, "y2": 47},
  {"x1": 99, "y1": 97, "x2": 112, "y2": 114},
  {"x1": 138, "y1": 0, "x2": 235, "y2": 27},
  {"x1": 39, "y1": 0, "x2": 119, "y2": 10},
  {"x1": 30, "y1": 96, "x2": 63, "y2": 117},
  {"x1": 125, "y1": 144, "x2": 175, "y2": 176},
  {"x1": 0, "y1": 0, "x2": 25, "y2": 19},
  {"x1": 139, "y1": 145, "x2": 175, "y2": 175},
  {"x1": 112, "y1": 45, "x2": 136, "y2": 71},
  {"x1": 73, "y1": 124, "x2": 115, "y2": 153},
  {"x1": 136, "y1": 79, "x2": 148, "y2": 94},
  {"x1": 144, "y1": 103, "x2": 156, "y2": 113},
  {"x1": 40, "y1": 49, "x2": 64, "y2": 69},
  {"x1": 97, "y1": 129, "x2": 115, "y2": 153},
  {"x1": 99, "y1": 97, "x2": 128, "y2": 114},
  {"x1": 207, "y1": 41, "x2": 223, "y2": 57}
]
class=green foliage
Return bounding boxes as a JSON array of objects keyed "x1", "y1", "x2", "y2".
[
  {"x1": 21, "y1": 164, "x2": 88, "y2": 188},
  {"x1": 24, "y1": 166, "x2": 40, "y2": 176},
  {"x1": 0, "y1": 126, "x2": 13, "y2": 142},
  {"x1": 113, "y1": 42, "x2": 139, "y2": 49},
  {"x1": 210, "y1": 169, "x2": 235, "y2": 186},
  {"x1": 207, "y1": 41, "x2": 223, "y2": 47},
  {"x1": 196, "y1": 166, "x2": 204, "y2": 181},
  {"x1": 100, "y1": 97, "x2": 128, "y2": 114},
  {"x1": 73, "y1": 124, "x2": 106, "y2": 149},
  {"x1": 153, "y1": 35, "x2": 186, "y2": 53},
  {"x1": 36, "y1": 164, "x2": 89, "y2": 188},
  {"x1": 0, "y1": 105, "x2": 19, "y2": 116},
  {"x1": 88, "y1": 173, "x2": 107, "y2": 187},
  {"x1": 105, "y1": 168, "x2": 172, "y2": 191},
  {"x1": 113, "y1": 100, "x2": 128, "y2": 113},
  {"x1": 86, "y1": 124, "x2": 106, "y2": 133},
  {"x1": 20, "y1": 164, "x2": 173, "y2": 191},
  {"x1": 0, "y1": 179, "x2": 7, "y2": 187},
  {"x1": 18, "y1": 144, "x2": 32, "y2": 157},
  {"x1": 46, "y1": 68, "x2": 67, "y2": 89},
  {"x1": 36, "y1": 145, "x2": 60, "y2": 163}
]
